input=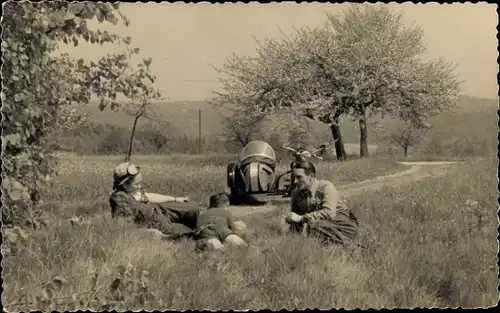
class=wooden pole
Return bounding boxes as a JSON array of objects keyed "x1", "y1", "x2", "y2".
[{"x1": 199, "y1": 109, "x2": 202, "y2": 154}]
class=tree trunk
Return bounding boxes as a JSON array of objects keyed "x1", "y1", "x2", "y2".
[
  {"x1": 404, "y1": 146, "x2": 408, "y2": 158},
  {"x1": 330, "y1": 120, "x2": 346, "y2": 161},
  {"x1": 359, "y1": 107, "x2": 369, "y2": 158},
  {"x1": 126, "y1": 114, "x2": 142, "y2": 162}
]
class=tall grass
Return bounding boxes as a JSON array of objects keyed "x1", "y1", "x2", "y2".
[{"x1": 2, "y1": 155, "x2": 497, "y2": 310}]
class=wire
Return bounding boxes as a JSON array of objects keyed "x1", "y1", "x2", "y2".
[{"x1": 164, "y1": 80, "x2": 220, "y2": 83}]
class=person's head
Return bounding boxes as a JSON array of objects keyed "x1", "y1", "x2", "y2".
[
  {"x1": 113, "y1": 162, "x2": 143, "y2": 193},
  {"x1": 208, "y1": 192, "x2": 230, "y2": 209},
  {"x1": 292, "y1": 160, "x2": 317, "y2": 190}
]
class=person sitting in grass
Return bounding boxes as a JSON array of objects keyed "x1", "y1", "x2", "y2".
[
  {"x1": 109, "y1": 162, "x2": 202, "y2": 240},
  {"x1": 283, "y1": 159, "x2": 359, "y2": 245},
  {"x1": 193, "y1": 192, "x2": 248, "y2": 251}
]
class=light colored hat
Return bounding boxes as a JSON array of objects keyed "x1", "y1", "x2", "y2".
[{"x1": 113, "y1": 162, "x2": 141, "y2": 186}]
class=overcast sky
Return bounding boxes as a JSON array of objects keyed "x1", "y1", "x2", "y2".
[{"x1": 62, "y1": 2, "x2": 499, "y2": 101}]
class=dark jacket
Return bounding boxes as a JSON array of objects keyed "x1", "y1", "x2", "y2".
[{"x1": 109, "y1": 190, "x2": 202, "y2": 238}]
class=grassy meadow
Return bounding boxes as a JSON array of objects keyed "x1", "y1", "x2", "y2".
[
  {"x1": 2, "y1": 95, "x2": 498, "y2": 310},
  {"x1": 2, "y1": 151, "x2": 498, "y2": 310}
]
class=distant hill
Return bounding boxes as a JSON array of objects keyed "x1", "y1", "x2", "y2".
[
  {"x1": 83, "y1": 95, "x2": 498, "y2": 144},
  {"x1": 83, "y1": 100, "x2": 220, "y2": 138},
  {"x1": 83, "y1": 99, "x2": 350, "y2": 142}
]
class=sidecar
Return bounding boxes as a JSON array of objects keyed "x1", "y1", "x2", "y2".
[{"x1": 227, "y1": 141, "x2": 291, "y2": 205}]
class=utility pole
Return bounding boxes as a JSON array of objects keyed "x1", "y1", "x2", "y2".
[{"x1": 198, "y1": 109, "x2": 202, "y2": 154}]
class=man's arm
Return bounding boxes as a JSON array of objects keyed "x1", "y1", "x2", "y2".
[
  {"x1": 283, "y1": 189, "x2": 306, "y2": 224},
  {"x1": 303, "y1": 181, "x2": 339, "y2": 222},
  {"x1": 224, "y1": 211, "x2": 247, "y2": 232},
  {"x1": 144, "y1": 192, "x2": 185, "y2": 204},
  {"x1": 290, "y1": 189, "x2": 301, "y2": 214},
  {"x1": 225, "y1": 210, "x2": 238, "y2": 230}
]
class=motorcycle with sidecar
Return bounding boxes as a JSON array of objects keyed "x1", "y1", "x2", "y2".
[{"x1": 226, "y1": 140, "x2": 327, "y2": 205}]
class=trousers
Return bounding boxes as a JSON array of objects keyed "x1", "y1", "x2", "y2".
[{"x1": 289, "y1": 210, "x2": 359, "y2": 245}]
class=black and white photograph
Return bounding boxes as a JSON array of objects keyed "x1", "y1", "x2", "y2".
[{"x1": 1, "y1": 1, "x2": 498, "y2": 311}]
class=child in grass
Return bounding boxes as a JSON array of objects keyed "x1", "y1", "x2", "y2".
[{"x1": 193, "y1": 192, "x2": 248, "y2": 251}]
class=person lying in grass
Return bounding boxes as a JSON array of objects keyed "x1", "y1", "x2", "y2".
[
  {"x1": 193, "y1": 192, "x2": 248, "y2": 251},
  {"x1": 283, "y1": 159, "x2": 360, "y2": 245},
  {"x1": 109, "y1": 162, "x2": 201, "y2": 240}
]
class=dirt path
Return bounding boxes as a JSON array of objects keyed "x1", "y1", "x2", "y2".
[
  {"x1": 339, "y1": 161, "x2": 461, "y2": 198},
  {"x1": 227, "y1": 161, "x2": 462, "y2": 217}
]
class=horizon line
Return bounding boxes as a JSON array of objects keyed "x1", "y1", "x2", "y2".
[{"x1": 88, "y1": 93, "x2": 497, "y2": 105}]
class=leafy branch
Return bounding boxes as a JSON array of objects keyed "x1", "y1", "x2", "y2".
[{"x1": 0, "y1": 2, "x2": 157, "y2": 226}]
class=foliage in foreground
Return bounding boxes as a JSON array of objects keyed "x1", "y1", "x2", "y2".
[
  {"x1": 1, "y1": 2, "x2": 136, "y2": 226},
  {"x1": 2, "y1": 157, "x2": 497, "y2": 310}
]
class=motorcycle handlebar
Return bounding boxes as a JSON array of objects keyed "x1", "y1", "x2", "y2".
[
  {"x1": 281, "y1": 145, "x2": 327, "y2": 160},
  {"x1": 281, "y1": 146, "x2": 298, "y2": 153}
]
